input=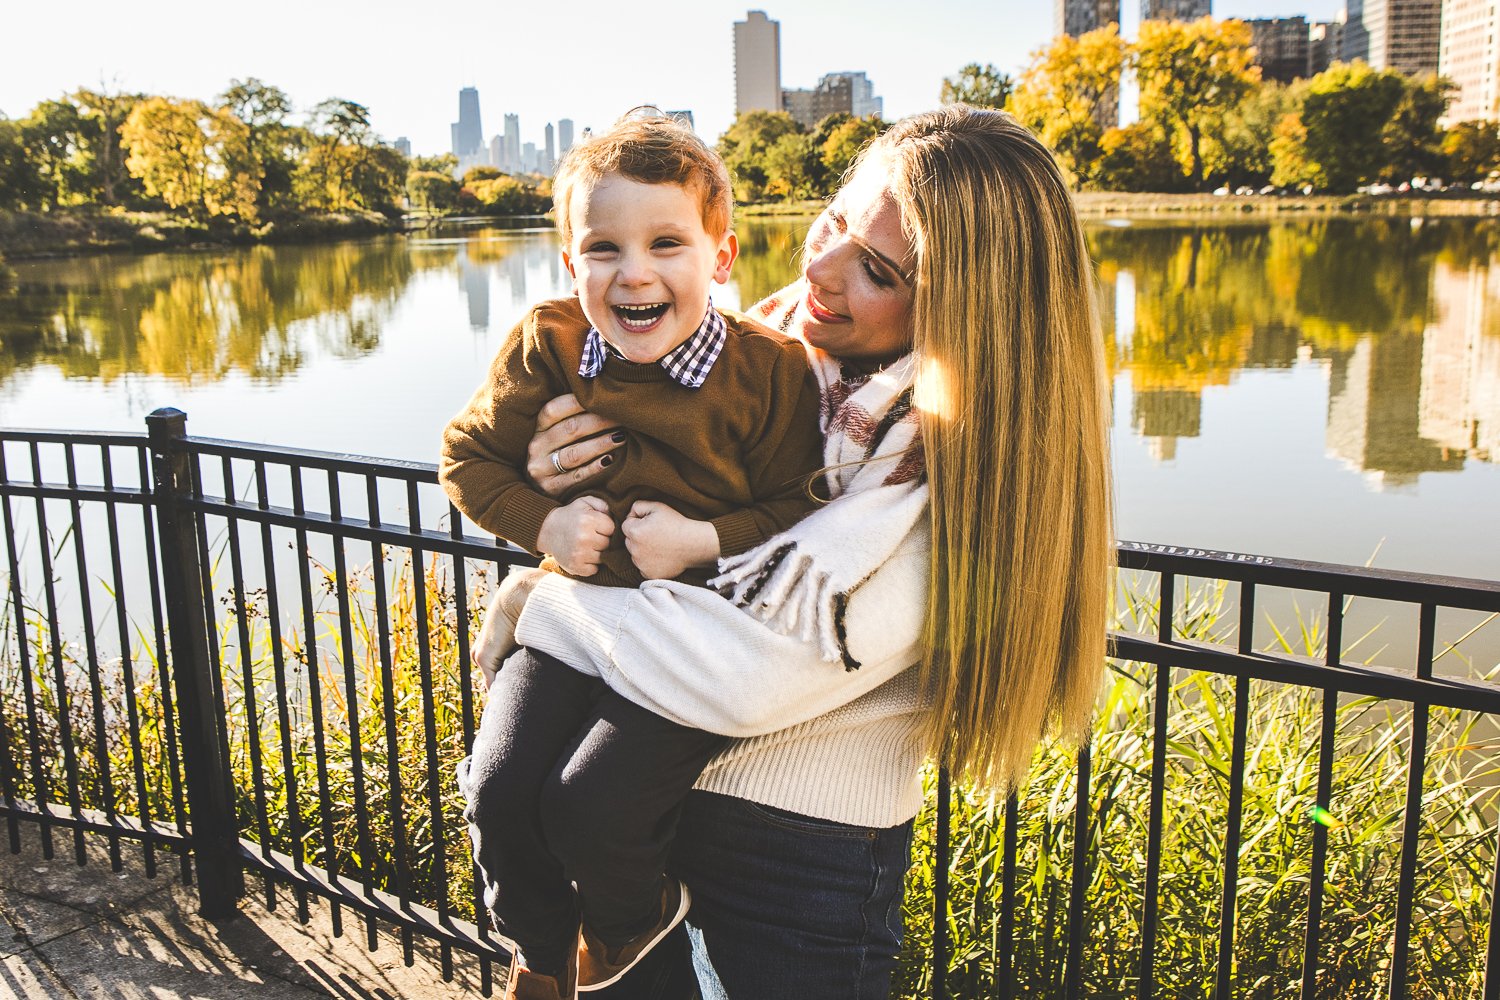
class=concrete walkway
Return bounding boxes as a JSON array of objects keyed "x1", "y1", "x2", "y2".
[{"x1": 0, "y1": 830, "x2": 491, "y2": 999}]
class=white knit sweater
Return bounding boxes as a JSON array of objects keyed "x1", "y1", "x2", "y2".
[{"x1": 514, "y1": 284, "x2": 935, "y2": 828}]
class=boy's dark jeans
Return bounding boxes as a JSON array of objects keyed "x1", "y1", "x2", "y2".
[{"x1": 458, "y1": 647, "x2": 728, "y2": 975}]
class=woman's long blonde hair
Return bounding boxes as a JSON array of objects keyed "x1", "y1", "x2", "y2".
[{"x1": 869, "y1": 106, "x2": 1114, "y2": 793}]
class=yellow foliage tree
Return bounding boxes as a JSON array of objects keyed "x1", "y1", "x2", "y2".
[
  {"x1": 122, "y1": 97, "x2": 257, "y2": 220},
  {"x1": 1135, "y1": 17, "x2": 1260, "y2": 189},
  {"x1": 1009, "y1": 25, "x2": 1127, "y2": 187}
]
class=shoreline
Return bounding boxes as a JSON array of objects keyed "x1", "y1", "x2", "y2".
[
  {"x1": 737, "y1": 192, "x2": 1500, "y2": 218},
  {"x1": 8, "y1": 191, "x2": 1500, "y2": 260}
]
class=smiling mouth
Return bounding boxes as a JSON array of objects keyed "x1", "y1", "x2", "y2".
[
  {"x1": 805, "y1": 292, "x2": 847, "y2": 323},
  {"x1": 613, "y1": 303, "x2": 670, "y2": 330}
]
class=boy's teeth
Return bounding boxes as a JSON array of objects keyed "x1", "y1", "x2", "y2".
[{"x1": 614, "y1": 303, "x2": 669, "y2": 327}]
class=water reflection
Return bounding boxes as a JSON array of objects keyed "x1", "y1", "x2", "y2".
[
  {"x1": 1, "y1": 217, "x2": 1497, "y2": 497},
  {"x1": 1092, "y1": 219, "x2": 1500, "y2": 484}
]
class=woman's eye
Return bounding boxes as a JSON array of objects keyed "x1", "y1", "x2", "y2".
[{"x1": 861, "y1": 256, "x2": 895, "y2": 289}]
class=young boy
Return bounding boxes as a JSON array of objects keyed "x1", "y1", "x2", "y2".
[{"x1": 440, "y1": 114, "x2": 824, "y2": 999}]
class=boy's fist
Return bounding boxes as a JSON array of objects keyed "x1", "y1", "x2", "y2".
[
  {"x1": 537, "y1": 496, "x2": 614, "y2": 576},
  {"x1": 622, "y1": 501, "x2": 720, "y2": 580}
]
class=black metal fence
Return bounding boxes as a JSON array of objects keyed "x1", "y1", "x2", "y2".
[{"x1": 1, "y1": 411, "x2": 1497, "y2": 999}]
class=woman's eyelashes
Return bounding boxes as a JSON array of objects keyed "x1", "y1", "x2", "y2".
[{"x1": 861, "y1": 257, "x2": 895, "y2": 289}]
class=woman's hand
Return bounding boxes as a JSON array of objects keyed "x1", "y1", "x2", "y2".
[
  {"x1": 622, "y1": 501, "x2": 721, "y2": 580},
  {"x1": 472, "y1": 566, "x2": 549, "y2": 690},
  {"x1": 537, "y1": 496, "x2": 615, "y2": 576},
  {"x1": 526, "y1": 394, "x2": 626, "y2": 497}
]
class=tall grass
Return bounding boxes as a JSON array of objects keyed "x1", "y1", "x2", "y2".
[{"x1": 2, "y1": 547, "x2": 1496, "y2": 998}]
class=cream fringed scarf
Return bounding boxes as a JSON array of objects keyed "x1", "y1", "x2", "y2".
[{"x1": 710, "y1": 284, "x2": 928, "y2": 670}]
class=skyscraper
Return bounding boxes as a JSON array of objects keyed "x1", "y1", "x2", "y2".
[
  {"x1": 1140, "y1": 0, "x2": 1209, "y2": 21},
  {"x1": 783, "y1": 72, "x2": 884, "y2": 128},
  {"x1": 452, "y1": 87, "x2": 484, "y2": 160},
  {"x1": 394, "y1": 137, "x2": 412, "y2": 158},
  {"x1": 1343, "y1": 0, "x2": 1442, "y2": 74},
  {"x1": 734, "y1": 11, "x2": 782, "y2": 114},
  {"x1": 1440, "y1": 0, "x2": 1498, "y2": 119},
  {"x1": 1057, "y1": 0, "x2": 1121, "y2": 37},
  {"x1": 558, "y1": 119, "x2": 575, "y2": 157},
  {"x1": 503, "y1": 114, "x2": 521, "y2": 174},
  {"x1": 545, "y1": 122, "x2": 556, "y2": 172}
]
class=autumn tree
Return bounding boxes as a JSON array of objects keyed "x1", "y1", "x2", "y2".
[
  {"x1": 219, "y1": 78, "x2": 299, "y2": 215},
  {"x1": 1010, "y1": 24, "x2": 1127, "y2": 186},
  {"x1": 1096, "y1": 123, "x2": 1183, "y2": 191},
  {"x1": 296, "y1": 99, "x2": 402, "y2": 213},
  {"x1": 0, "y1": 118, "x2": 43, "y2": 210},
  {"x1": 70, "y1": 87, "x2": 143, "y2": 206},
  {"x1": 940, "y1": 63, "x2": 1013, "y2": 109},
  {"x1": 819, "y1": 115, "x2": 885, "y2": 184},
  {"x1": 408, "y1": 170, "x2": 460, "y2": 211},
  {"x1": 1378, "y1": 75, "x2": 1451, "y2": 183},
  {"x1": 1443, "y1": 120, "x2": 1500, "y2": 184},
  {"x1": 21, "y1": 99, "x2": 90, "y2": 208},
  {"x1": 1287, "y1": 62, "x2": 1406, "y2": 192},
  {"x1": 1135, "y1": 17, "x2": 1259, "y2": 189},
  {"x1": 717, "y1": 111, "x2": 804, "y2": 201},
  {"x1": 121, "y1": 97, "x2": 255, "y2": 219}
]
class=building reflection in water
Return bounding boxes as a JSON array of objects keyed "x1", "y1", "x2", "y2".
[
  {"x1": 460, "y1": 245, "x2": 490, "y2": 331},
  {"x1": 1099, "y1": 221, "x2": 1500, "y2": 487}
]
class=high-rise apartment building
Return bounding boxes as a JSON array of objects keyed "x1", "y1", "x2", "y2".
[
  {"x1": 451, "y1": 87, "x2": 484, "y2": 160},
  {"x1": 1440, "y1": 0, "x2": 1499, "y2": 120},
  {"x1": 1140, "y1": 0, "x2": 1209, "y2": 21},
  {"x1": 783, "y1": 72, "x2": 884, "y2": 129},
  {"x1": 394, "y1": 137, "x2": 412, "y2": 158},
  {"x1": 734, "y1": 10, "x2": 782, "y2": 114},
  {"x1": 1058, "y1": 0, "x2": 1121, "y2": 37},
  {"x1": 1309, "y1": 20, "x2": 1345, "y2": 74},
  {"x1": 1342, "y1": 0, "x2": 1442, "y2": 74},
  {"x1": 558, "y1": 119, "x2": 575, "y2": 157},
  {"x1": 1247, "y1": 16, "x2": 1311, "y2": 83}
]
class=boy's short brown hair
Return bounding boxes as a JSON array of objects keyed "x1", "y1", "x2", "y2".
[{"x1": 553, "y1": 111, "x2": 733, "y2": 244}]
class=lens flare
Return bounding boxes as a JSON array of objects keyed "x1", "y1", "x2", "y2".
[{"x1": 1308, "y1": 805, "x2": 1342, "y2": 829}]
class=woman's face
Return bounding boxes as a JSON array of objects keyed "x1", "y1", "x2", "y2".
[{"x1": 797, "y1": 156, "x2": 916, "y2": 363}]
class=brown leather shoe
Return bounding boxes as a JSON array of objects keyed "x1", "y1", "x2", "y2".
[
  {"x1": 577, "y1": 878, "x2": 691, "y2": 992},
  {"x1": 503, "y1": 939, "x2": 579, "y2": 1000}
]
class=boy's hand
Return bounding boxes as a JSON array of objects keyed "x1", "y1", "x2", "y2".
[
  {"x1": 471, "y1": 566, "x2": 549, "y2": 690},
  {"x1": 622, "y1": 501, "x2": 721, "y2": 580},
  {"x1": 537, "y1": 497, "x2": 614, "y2": 576}
]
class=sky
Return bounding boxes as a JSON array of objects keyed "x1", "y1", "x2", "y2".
[{"x1": 3, "y1": 0, "x2": 1343, "y2": 157}]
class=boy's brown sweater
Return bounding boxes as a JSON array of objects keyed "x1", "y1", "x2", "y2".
[{"x1": 439, "y1": 297, "x2": 825, "y2": 589}]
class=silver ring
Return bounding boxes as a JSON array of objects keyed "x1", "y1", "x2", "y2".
[{"x1": 550, "y1": 451, "x2": 567, "y2": 476}]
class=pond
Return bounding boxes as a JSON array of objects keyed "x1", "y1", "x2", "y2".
[{"x1": 1, "y1": 215, "x2": 1497, "y2": 584}]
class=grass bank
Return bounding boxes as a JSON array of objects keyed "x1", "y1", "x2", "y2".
[
  {"x1": 3, "y1": 550, "x2": 1493, "y2": 998},
  {"x1": 0, "y1": 208, "x2": 405, "y2": 260}
]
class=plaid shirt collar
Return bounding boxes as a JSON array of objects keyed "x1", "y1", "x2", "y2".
[{"x1": 577, "y1": 303, "x2": 726, "y2": 389}]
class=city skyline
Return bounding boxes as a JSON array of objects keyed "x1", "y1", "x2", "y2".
[{"x1": 4, "y1": 0, "x2": 1344, "y2": 155}]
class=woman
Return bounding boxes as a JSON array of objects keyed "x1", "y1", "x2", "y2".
[{"x1": 468, "y1": 106, "x2": 1114, "y2": 1000}]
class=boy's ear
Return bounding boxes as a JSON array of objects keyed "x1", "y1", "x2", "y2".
[
  {"x1": 562, "y1": 250, "x2": 578, "y2": 289},
  {"x1": 713, "y1": 231, "x2": 739, "y2": 284}
]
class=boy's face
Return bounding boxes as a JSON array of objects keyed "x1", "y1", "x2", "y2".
[{"x1": 563, "y1": 172, "x2": 738, "y2": 364}]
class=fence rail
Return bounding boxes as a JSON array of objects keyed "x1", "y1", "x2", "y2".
[{"x1": 1, "y1": 411, "x2": 1497, "y2": 999}]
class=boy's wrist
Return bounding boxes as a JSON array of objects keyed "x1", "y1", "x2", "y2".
[{"x1": 710, "y1": 510, "x2": 761, "y2": 559}]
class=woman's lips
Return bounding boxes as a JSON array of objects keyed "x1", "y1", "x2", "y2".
[{"x1": 805, "y1": 291, "x2": 848, "y2": 323}]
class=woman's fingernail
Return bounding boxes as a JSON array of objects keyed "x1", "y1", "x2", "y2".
[
  {"x1": 611, "y1": 431, "x2": 626, "y2": 442},
  {"x1": 601, "y1": 455, "x2": 614, "y2": 467}
]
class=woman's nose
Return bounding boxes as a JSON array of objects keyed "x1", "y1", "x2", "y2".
[{"x1": 804, "y1": 243, "x2": 841, "y2": 290}]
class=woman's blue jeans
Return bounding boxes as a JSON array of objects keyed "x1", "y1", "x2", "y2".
[{"x1": 593, "y1": 790, "x2": 914, "y2": 1000}]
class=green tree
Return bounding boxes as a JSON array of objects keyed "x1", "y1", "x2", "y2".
[
  {"x1": 1269, "y1": 110, "x2": 1316, "y2": 189},
  {"x1": 763, "y1": 131, "x2": 817, "y2": 198},
  {"x1": 1296, "y1": 62, "x2": 1406, "y2": 192},
  {"x1": 1135, "y1": 17, "x2": 1260, "y2": 189},
  {"x1": 940, "y1": 63, "x2": 1013, "y2": 109},
  {"x1": 1379, "y1": 75, "x2": 1451, "y2": 183},
  {"x1": 461, "y1": 164, "x2": 503, "y2": 185},
  {"x1": 409, "y1": 152, "x2": 458, "y2": 176},
  {"x1": 717, "y1": 111, "x2": 804, "y2": 201},
  {"x1": 121, "y1": 97, "x2": 255, "y2": 219},
  {"x1": 70, "y1": 87, "x2": 143, "y2": 206},
  {"x1": 819, "y1": 116, "x2": 885, "y2": 188},
  {"x1": 0, "y1": 117, "x2": 44, "y2": 210},
  {"x1": 219, "y1": 79, "x2": 298, "y2": 215},
  {"x1": 1010, "y1": 25, "x2": 1128, "y2": 187},
  {"x1": 1096, "y1": 122, "x2": 1183, "y2": 191},
  {"x1": 1205, "y1": 80, "x2": 1298, "y2": 189},
  {"x1": 21, "y1": 98, "x2": 90, "y2": 208},
  {"x1": 1442, "y1": 120, "x2": 1500, "y2": 184},
  {"x1": 408, "y1": 170, "x2": 460, "y2": 211},
  {"x1": 297, "y1": 99, "x2": 401, "y2": 212}
]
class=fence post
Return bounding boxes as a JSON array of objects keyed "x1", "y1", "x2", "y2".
[{"x1": 147, "y1": 407, "x2": 244, "y2": 918}]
